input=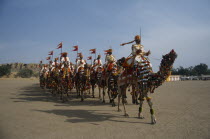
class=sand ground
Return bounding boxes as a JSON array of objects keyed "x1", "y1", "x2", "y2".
[{"x1": 0, "y1": 79, "x2": 210, "y2": 139}]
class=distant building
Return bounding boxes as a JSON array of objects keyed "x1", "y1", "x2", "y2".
[
  {"x1": 201, "y1": 75, "x2": 210, "y2": 80},
  {"x1": 166, "y1": 75, "x2": 181, "y2": 81}
]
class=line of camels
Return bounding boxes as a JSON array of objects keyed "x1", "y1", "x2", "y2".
[{"x1": 40, "y1": 49, "x2": 177, "y2": 124}]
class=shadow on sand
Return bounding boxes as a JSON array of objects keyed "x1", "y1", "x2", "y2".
[
  {"x1": 34, "y1": 109, "x2": 150, "y2": 124},
  {"x1": 11, "y1": 83, "x2": 109, "y2": 106},
  {"x1": 10, "y1": 83, "x2": 151, "y2": 124}
]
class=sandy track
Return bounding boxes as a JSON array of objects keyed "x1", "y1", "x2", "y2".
[{"x1": 0, "y1": 79, "x2": 210, "y2": 139}]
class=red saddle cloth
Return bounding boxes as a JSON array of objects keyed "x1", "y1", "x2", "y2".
[
  {"x1": 107, "y1": 62, "x2": 115, "y2": 71},
  {"x1": 122, "y1": 68, "x2": 133, "y2": 76},
  {"x1": 78, "y1": 67, "x2": 84, "y2": 72},
  {"x1": 96, "y1": 67, "x2": 104, "y2": 72},
  {"x1": 122, "y1": 57, "x2": 133, "y2": 68}
]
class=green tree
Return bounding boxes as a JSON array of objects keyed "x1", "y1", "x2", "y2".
[
  {"x1": 193, "y1": 63, "x2": 208, "y2": 75},
  {"x1": 176, "y1": 66, "x2": 189, "y2": 75},
  {"x1": 16, "y1": 69, "x2": 33, "y2": 78},
  {"x1": 207, "y1": 69, "x2": 210, "y2": 74},
  {"x1": 0, "y1": 64, "x2": 11, "y2": 77}
]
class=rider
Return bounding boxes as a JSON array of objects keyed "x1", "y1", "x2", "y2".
[
  {"x1": 40, "y1": 64, "x2": 48, "y2": 77},
  {"x1": 39, "y1": 61, "x2": 43, "y2": 71},
  {"x1": 48, "y1": 60, "x2": 53, "y2": 74},
  {"x1": 92, "y1": 54, "x2": 103, "y2": 72},
  {"x1": 105, "y1": 49, "x2": 116, "y2": 72},
  {"x1": 51, "y1": 58, "x2": 59, "y2": 72},
  {"x1": 76, "y1": 53, "x2": 86, "y2": 73},
  {"x1": 60, "y1": 52, "x2": 70, "y2": 68},
  {"x1": 120, "y1": 35, "x2": 151, "y2": 66},
  {"x1": 69, "y1": 62, "x2": 75, "y2": 75},
  {"x1": 121, "y1": 35, "x2": 151, "y2": 56}
]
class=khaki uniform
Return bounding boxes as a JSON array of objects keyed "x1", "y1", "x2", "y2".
[
  {"x1": 61, "y1": 57, "x2": 70, "y2": 68},
  {"x1": 105, "y1": 54, "x2": 116, "y2": 72},
  {"x1": 106, "y1": 55, "x2": 116, "y2": 63},
  {"x1": 76, "y1": 59, "x2": 86, "y2": 72},
  {"x1": 40, "y1": 67, "x2": 49, "y2": 77},
  {"x1": 51, "y1": 62, "x2": 59, "y2": 71},
  {"x1": 132, "y1": 44, "x2": 145, "y2": 56},
  {"x1": 93, "y1": 59, "x2": 103, "y2": 72}
]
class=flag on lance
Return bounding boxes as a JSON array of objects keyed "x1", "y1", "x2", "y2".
[
  {"x1": 72, "y1": 45, "x2": 78, "y2": 51},
  {"x1": 48, "y1": 51, "x2": 53, "y2": 55},
  {"x1": 90, "y1": 49, "x2": 96, "y2": 54},
  {"x1": 46, "y1": 56, "x2": 51, "y2": 60},
  {"x1": 56, "y1": 42, "x2": 62, "y2": 49},
  {"x1": 87, "y1": 56, "x2": 92, "y2": 60},
  {"x1": 104, "y1": 49, "x2": 112, "y2": 55}
]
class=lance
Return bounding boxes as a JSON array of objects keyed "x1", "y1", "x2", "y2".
[{"x1": 95, "y1": 48, "x2": 96, "y2": 59}]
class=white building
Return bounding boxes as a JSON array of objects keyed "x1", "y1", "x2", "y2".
[{"x1": 166, "y1": 75, "x2": 181, "y2": 81}]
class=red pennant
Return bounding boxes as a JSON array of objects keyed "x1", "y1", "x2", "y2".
[
  {"x1": 46, "y1": 56, "x2": 51, "y2": 60},
  {"x1": 73, "y1": 45, "x2": 78, "y2": 51},
  {"x1": 87, "y1": 56, "x2": 92, "y2": 60},
  {"x1": 56, "y1": 42, "x2": 62, "y2": 49},
  {"x1": 48, "y1": 51, "x2": 53, "y2": 55},
  {"x1": 90, "y1": 49, "x2": 96, "y2": 54},
  {"x1": 104, "y1": 49, "x2": 112, "y2": 54}
]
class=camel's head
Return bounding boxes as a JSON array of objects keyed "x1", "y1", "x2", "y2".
[
  {"x1": 162, "y1": 49, "x2": 177, "y2": 65},
  {"x1": 157, "y1": 49, "x2": 178, "y2": 79},
  {"x1": 117, "y1": 57, "x2": 126, "y2": 67},
  {"x1": 161, "y1": 49, "x2": 177, "y2": 69}
]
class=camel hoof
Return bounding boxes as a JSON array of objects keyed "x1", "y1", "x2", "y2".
[
  {"x1": 151, "y1": 118, "x2": 157, "y2": 124},
  {"x1": 151, "y1": 120, "x2": 156, "y2": 124},
  {"x1": 138, "y1": 113, "x2": 145, "y2": 119},
  {"x1": 124, "y1": 113, "x2": 129, "y2": 117}
]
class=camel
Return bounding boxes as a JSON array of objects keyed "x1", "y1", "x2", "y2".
[
  {"x1": 117, "y1": 49, "x2": 177, "y2": 124},
  {"x1": 76, "y1": 64, "x2": 91, "y2": 102}
]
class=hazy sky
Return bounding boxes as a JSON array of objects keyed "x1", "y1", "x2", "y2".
[{"x1": 0, "y1": 0, "x2": 210, "y2": 71}]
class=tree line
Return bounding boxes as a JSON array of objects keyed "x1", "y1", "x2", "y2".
[
  {"x1": 0, "y1": 64, "x2": 38, "y2": 78},
  {"x1": 1, "y1": 63, "x2": 210, "y2": 78},
  {"x1": 172, "y1": 63, "x2": 210, "y2": 76}
]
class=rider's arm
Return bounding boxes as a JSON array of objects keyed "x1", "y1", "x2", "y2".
[{"x1": 120, "y1": 40, "x2": 135, "y2": 46}]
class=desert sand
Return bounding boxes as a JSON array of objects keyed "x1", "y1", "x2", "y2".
[{"x1": 0, "y1": 79, "x2": 210, "y2": 139}]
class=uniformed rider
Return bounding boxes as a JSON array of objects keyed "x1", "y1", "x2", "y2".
[
  {"x1": 60, "y1": 52, "x2": 70, "y2": 68},
  {"x1": 121, "y1": 35, "x2": 151, "y2": 57},
  {"x1": 76, "y1": 54, "x2": 86, "y2": 73},
  {"x1": 105, "y1": 49, "x2": 116, "y2": 72},
  {"x1": 92, "y1": 54, "x2": 103, "y2": 72}
]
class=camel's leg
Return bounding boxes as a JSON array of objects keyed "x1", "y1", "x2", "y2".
[
  {"x1": 146, "y1": 97, "x2": 156, "y2": 124},
  {"x1": 81, "y1": 88, "x2": 84, "y2": 102},
  {"x1": 102, "y1": 87, "x2": 105, "y2": 103},
  {"x1": 117, "y1": 88, "x2": 121, "y2": 112},
  {"x1": 99, "y1": 85, "x2": 102, "y2": 100},
  {"x1": 107, "y1": 88, "x2": 112, "y2": 103},
  {"x1": 138, "y1": 98, "x2": 145, "y2": 119},
  {"x1": 131, "y1": 85, "x2": 138, "y2": 104},
  {"x1": 122, "y1": 88, "x2": 129, "y2": 117},
  {"x1": 122, "y1": 98, "x2": 128, "y2": 116},
  {"x1": 92, "y1": 84, "x2": 95, "y2": 98}
]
